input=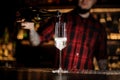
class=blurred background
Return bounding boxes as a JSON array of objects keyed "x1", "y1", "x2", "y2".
[{"x1": 0, "y1": 0, "x2": 120, "y2": 70}]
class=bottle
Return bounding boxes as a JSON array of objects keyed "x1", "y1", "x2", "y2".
[
  {"x1": 4, "y1": 27, "x2": 9, "y2": 44},
  {"x1": 118, "y1": 18, "x2": 120, "y2": 33}
]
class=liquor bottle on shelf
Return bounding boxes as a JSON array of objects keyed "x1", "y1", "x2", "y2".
[
  {"x1": 0, "y1": 27, "x2": 16, "y2": 68},
  {"x1": 3, "y1": 27, "x2": 9, "y2": 44},
  {"x1": 118, "y1": 18, "x2": 120, "y2": 33},
  {"x1": 112, "y1": 17, "x2": 119, "y2": 33}
]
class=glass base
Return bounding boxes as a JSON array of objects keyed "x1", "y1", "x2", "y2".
[{"x1": 52, "y1": 67, "x2": 68, "y2": 73}]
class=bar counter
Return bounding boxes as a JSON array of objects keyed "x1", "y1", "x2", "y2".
[{"x1": 0, "y1": 67, "x2": 120, "y2": 80}]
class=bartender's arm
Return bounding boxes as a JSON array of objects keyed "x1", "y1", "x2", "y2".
[{"x1": 21, "y1": 22, "x2": 40, "y2": 46}]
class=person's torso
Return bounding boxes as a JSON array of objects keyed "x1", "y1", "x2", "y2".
[{"x1": 61, "y1": 12, "x2": 101, "y2": 70}]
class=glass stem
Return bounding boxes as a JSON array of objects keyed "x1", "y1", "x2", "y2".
[{"x1": 59, "y1": 50, "x2": 62, "y2": 70}]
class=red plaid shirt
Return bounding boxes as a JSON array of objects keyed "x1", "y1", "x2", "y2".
[{"x1": 39, "y1": 10, "x2": 107, "y2": 71}]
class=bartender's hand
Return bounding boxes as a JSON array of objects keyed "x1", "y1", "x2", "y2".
[{"x1": 21, "y1": 22, "x2": 35, "y2": 31}]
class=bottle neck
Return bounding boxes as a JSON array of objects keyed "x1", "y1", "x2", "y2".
[{"x1": 4, "y1": 27, "x2": 9, "y2": 44}]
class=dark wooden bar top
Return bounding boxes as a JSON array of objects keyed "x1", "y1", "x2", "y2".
[{"x1": 0, "y1": 67, "x2": 120, "y2": 80}]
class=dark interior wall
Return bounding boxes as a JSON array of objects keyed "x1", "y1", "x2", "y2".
[
  {"x1": 0, "y1": 0, "x2": 18, "y2": 37},
  {"x1": 0, "y1": 0, "x2": 27, "y2": 37}
]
